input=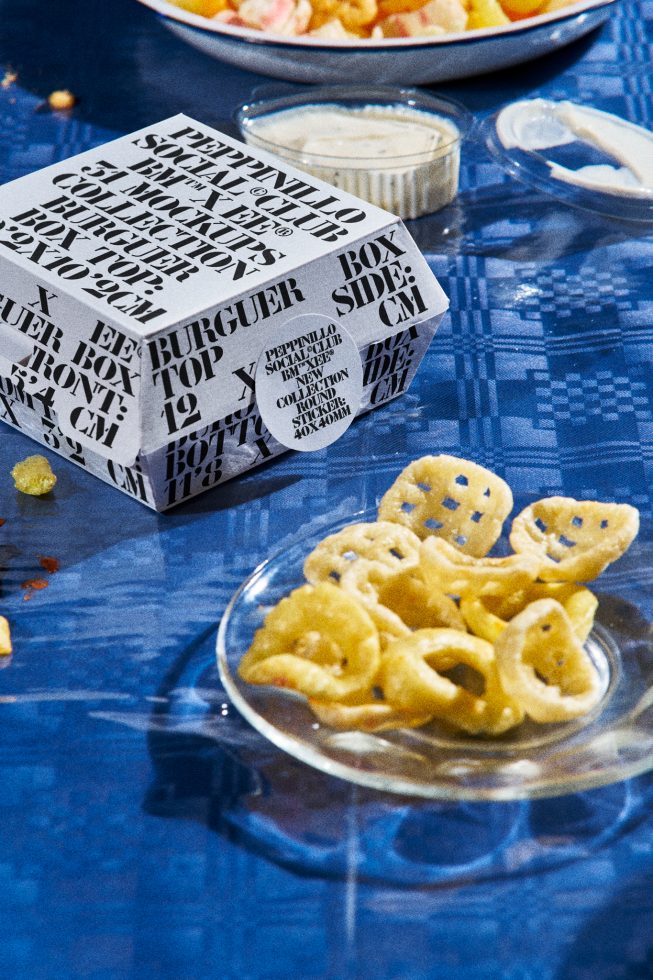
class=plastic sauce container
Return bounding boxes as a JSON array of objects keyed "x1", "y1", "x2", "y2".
[{"x1": 235, "y1": 85, "x2": 472, "y2": 219}]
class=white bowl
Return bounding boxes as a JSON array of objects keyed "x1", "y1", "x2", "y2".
[{"x1": 135, "y1": 0, "x2": 616, "y2": 85}]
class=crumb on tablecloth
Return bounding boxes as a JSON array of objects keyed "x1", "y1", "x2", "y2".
[
  {"x1": 48, "y1": 89, "x2": 76, "y2": 111},
  {"x1": 0, "y1": 617, "x2": 11, "y2": 656},
  {"x1": 11, "y1": 455, "x2": 57, "y2": 496}
]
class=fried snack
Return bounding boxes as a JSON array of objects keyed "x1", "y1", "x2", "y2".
[
  {"x1": 380, "y1": 628, "x2": 523, "y2": 734},
  {"x1": 304, "y1": 520, "x2": 420, "y2": 585},
  {"x1": 11, "y1": 455, "x2": 57, "y2": 496},
  {"x1": 521, "y1": 583, "x2": 598, "y2": 643},
  {"x1": 309, "y1": 0, "x2": 377, "y2": 33},
  {"x1": 308, "y1": 16, "x2": 358, "y2": 34},
  {"x1": 466, "y1": 0, "x2": 510, "y2": 28},
  {"x1": 238, "y1": 454, "x2": 639, "y2": 740},
  {"x1": 461, "y1": 582, "x2": 598, "y2": 644},
  {"x1": 340, "y1": 558, "x2": 466, "y2": 642},
  {"x1": 232, "y1": 0, "x2": 312, "y2": 32},
  {"x1": 420, "y1": 536, "x2": 541, "y2": 598},
  {"x1": 48, "y1": 90, "x2": 76, "y2": 111},
  {"x1": 308, "y1": 697, "x2": 433, "y2": 732},
  {"x1": 376, "y1": 0, "x2": 436, "y2": 18},
  {"x1": 378, "y1": 455, "x2": 513, "y2": 557},
  {"x1": 537, "y1": 0, "x2": 576, "y2": 9},
  {"x1": 0, "y1": 616, "x2": 11, "y2": 656},
  {"x1": 497, "y1": 0, "x2": 543, "y2": 16},
  {"x1": 238, "y1": 582, "x2": 380, "y2": 701},
  {"x1": 509, "y1": 496, "x2": 640, "y2": 583},
  {"x1": 494, "y1": 598, "x2": 602, "y2": 722},
  {"x1": 171, "y1": 0, "x2": 578, "y2": 37},
  {"x1": 173, "y1": 0, "x2": 229, "y2": 11},
  {"x1": 376, "y1": 0, "x2": 467, "y2": 35}
]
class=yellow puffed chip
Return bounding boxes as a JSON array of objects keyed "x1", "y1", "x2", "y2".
[
  {"x1": 303, "y1": 520, "x2": 420, "y2": 585},
  {"x1": 521, "y1": 583, "x2": 598, "y2": 643},
  {"x1": 461, "y1": 582, "x2": 598, "y2": 644},
  {"x1": 466, "y1": 0, "x2": 510, "y2": 28},
  {"x1": 376, "y1": 0, "x2": 432, "y2": 16},
  {"x1": 377, "y1": 455, "x2": 513, "y2": 558},
  {"x1": 537, "y1": 0, "x2": 575, "y2": 9},
  {"x1": 171, "y1": 0, "x2": 230, "y2": 12},
  {"x1": 238, "y1": 582, "x2": 380, "y2": 702},
  {"x1": 509, "y1": 496, "x2": 639, "y2": 582},
  {"x1": 308, "y1": 697, "x2": 432, "y2": 732},
  {"x1": 420, "y1": 536, "x2": 541, "y2": 599},
  {"x1": 309, "y1": 0, "x2": 377, "y2": 31},
  {"x1": 380, "y1": 628, "x2": 523, "y2": 735},
  {"x1": 339, "y1": 560, "x2": 411, "y2": 640},
  {"x1": 372, "y1": 563, "x2": 467, "y2": 632},
  {"x1": 459, "y1": 593, "x2": 512, "y2": 644},
  {"x1": 340, "y1": 558, "x2": 466, "y2": 640},
  {"x1": 494, "y1": 598, "x2": 602, "y2": 722},
  {"x1": 11, "y1": 455, "x2": 57, "y2": 496},
  {"x1": 0, "y1": 616, "x2": 12, "y2": 656},
  {"x1": 498, "y1": 0, "x2": 544, "y2": 16}
]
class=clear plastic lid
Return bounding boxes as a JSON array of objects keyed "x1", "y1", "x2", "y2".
[{"x1": 479, "y1": 98, "x2": 653, "y2": 222}]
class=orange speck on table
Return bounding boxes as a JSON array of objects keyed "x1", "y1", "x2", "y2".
[
  {"x1": 22, "y1": 578, "x2": 49, "y2": 601},
  {"x1": 38, "y1": 556, "x2": 60, "y2": 574}
]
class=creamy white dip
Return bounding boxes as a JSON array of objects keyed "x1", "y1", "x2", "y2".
[
  {"x1": 496, "y1": 99, "x2": 653, "y2": 199},
  {"x1": 247, "y1": 104, "x2": 458, "y2": 168},
  {"x1": 241, "y1": 102, "x2": 462, "y2": 219}
]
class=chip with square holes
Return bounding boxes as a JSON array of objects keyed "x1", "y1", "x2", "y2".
[
  {"x1": 509, "y1": 496, "x2": 639, "y2": 582},
  {"x1": 303, "y1": 520, "x2": 421, "y2": 585},
  {"x1": 377, "y1": 455, "x2": 513, "y2": 557}
]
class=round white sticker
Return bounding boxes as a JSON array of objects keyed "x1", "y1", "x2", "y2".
[{"x1": 255, "y1": 313, "x2": 364, "y2": 452}]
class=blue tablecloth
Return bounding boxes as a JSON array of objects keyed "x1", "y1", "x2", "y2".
[{"x1": 3, "y1": 0, "x2": 653, "y2": 976}]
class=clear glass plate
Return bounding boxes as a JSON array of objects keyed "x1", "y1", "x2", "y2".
[{"x1": 217, "y1": 511, "x2": 653, "y2": 801}]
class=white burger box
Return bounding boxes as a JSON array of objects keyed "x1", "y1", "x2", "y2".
[{"x1": 0, "y1": 114, "x2": 448, "y2": 510}]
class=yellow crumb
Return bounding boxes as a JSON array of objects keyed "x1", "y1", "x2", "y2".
[
  {"x1": 0, "y1": 617, "x2": 11, "y2": 656},
  {"x1": 11, "y1": 455, "x2": 57, "y2": 496},
  {"x1": 48, "y1": 89, "x2": 76, "y2": 111},
  {"x1": 1, "y1": 70, "x2": 17, "y2": 90}
]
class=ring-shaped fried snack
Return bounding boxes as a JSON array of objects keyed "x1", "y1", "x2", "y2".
[
  {"x1": 459, "y1": 593, "x2": 510, "y2": 644},
  {"x1": 238, "y1": 582, "x2": 380, "y2": 702},
  {"x1": 380, "y1": 628, "x2": 523, "y2": 735},
  {"x1": 494, "y1": 598, "x2": 602, "y2": 722},
  {"x1": 461, "y1": 582, "x2": 598, "y2": 644},
  {"x1": 340, "y1": 558, "x2": 466, "y2": 641},
  {"x1": 374, "y1": 564, "x2": 467, "y2": 631},
  {"x1": 308, "y1": 697, "x2": 433, "y2": 732},
  {"x1": 520, "y1": 583, "x2": 598, "y2": 643},
  {"x1": 339, "y1": 560, "x2": 411, "y2": 641},
  {"x1": 419, "y1": 536, "x2": 541, "y2": 598},
  {"x1": 377, "y1": 455, "x2": 513, "y2": 558},
  {"x1": 509, "y1": 496, "x2": 639, "y2": 582},
  {"x1": 303, "y1": 520, "x2": 420, "y2": 585}
]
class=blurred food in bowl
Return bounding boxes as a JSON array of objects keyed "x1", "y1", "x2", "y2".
[
  {"x1": 167, "y1": 0, "x2": 580, "y2": 37},
  {"x1": 135, "y1": 0, "x2": 617, "y2": 84}
]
